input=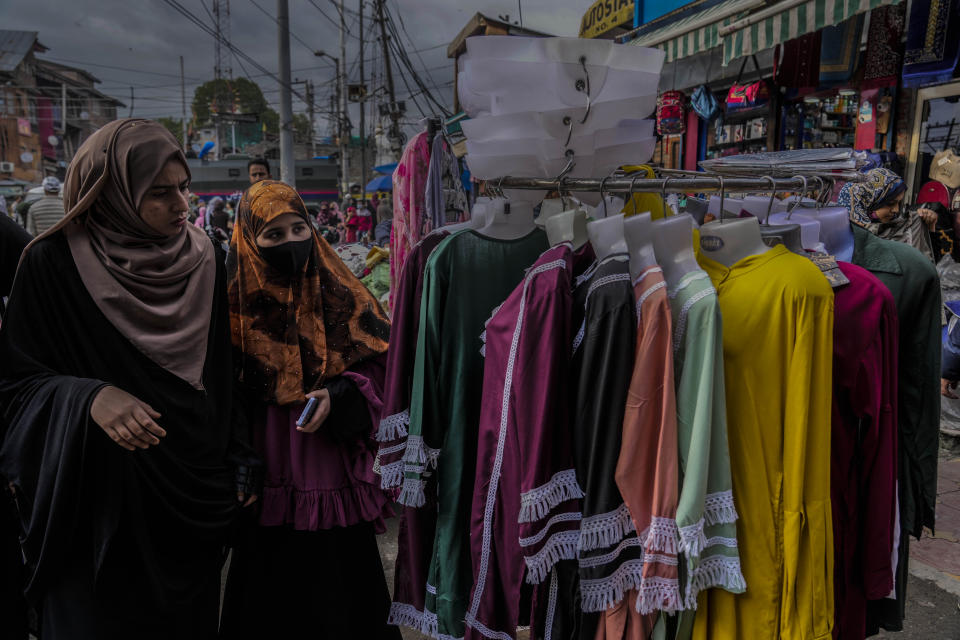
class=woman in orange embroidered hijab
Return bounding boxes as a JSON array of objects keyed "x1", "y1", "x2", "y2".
[{"x1": 220, "y1": 180, "x2": 399, "y2": 639}]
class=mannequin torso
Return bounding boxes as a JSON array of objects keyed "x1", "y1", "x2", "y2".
[
  {"x1": 587, "y1": 213, "x2": 629, "y2": 260},
  {"x1": 479, "y1": 198, "x2": 538, "y2": 240},
  {"x1": 545, "y1": 208, "x2": 589, "y2": 249},
  {"x1": 699, "y1": 217, "x2": 770, "y2": 266},
  {"x1": 651, "y1": 213, "x2": 700, "y2": 290},
  {"x1": 806, "y1": 206, "x2": 855, "y2": 261},
  {"x1": 623, "y1": 212, "x2": 658, "y2": 281}
]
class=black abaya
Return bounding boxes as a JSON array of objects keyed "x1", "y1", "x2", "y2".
[{"x1": 0, "y1": 231, "x2": 256, "y2": 639}]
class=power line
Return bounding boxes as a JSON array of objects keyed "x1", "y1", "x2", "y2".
[
  {"x1": 246, "y1": 0, "x2": 336, "y2": 65},
  {"x1": 305, "y1": 0, "x2": 342, "y2": 30},
  {"x1": 38, "y1": 56, "x2": 205, "y2": 81}
]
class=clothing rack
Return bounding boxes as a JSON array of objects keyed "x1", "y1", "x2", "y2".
[{"x1": 488, "y1": 175, "x2": 820, "y2": 196}]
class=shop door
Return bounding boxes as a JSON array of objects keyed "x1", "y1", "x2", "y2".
[{"x1": 907, "y1": 82, "x2": 960, "y2": 200}]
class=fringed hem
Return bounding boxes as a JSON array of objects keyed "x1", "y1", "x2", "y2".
[
  {"x1": 524, "y1": 530, "x2": 580, "y2": 585},
  {"x1": 388, "y1": 603, "x2": 463, "y2": 640},
  {"x1": 376, "y1": 409, "x2": 410, "y2": 441},
  {"x1": 379, "y1": 460, "x2": 404, "y2": 489},
  {"x1": 580, "y1": 558, "x2": 644, "y2": 612},
  {"x1": 703, "y1": 490, "x2": 738, "y2": 525},
  {"x1": 579, "y1": 503, "x2": 636, "y2": 552},
  {"x1": 636, "y1": 576, "x2": 684, "y2": 615},
  {"x1": 402, "y1": 435, "x2": 441, "y2": 469},
  {"x1": 678, "y1": 519, "x2": 707, "y2": 558},
  {"x1": 684, "y1": 555, "x2": 747, "y2": 609},
  {"x1": 518, "y1": 469, "x2": 584, "y2": 524},
  {"x1": 465, "y1": 613, "x2": 515, "y2": 640},
  {"x1": 645, "y1": 516, "x2": 680, "y2": 554},
  {"x1": 397, "y1": 476, "x2": 426, "y2": 507}
]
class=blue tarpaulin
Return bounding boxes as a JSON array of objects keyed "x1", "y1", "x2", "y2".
[{"x1": 366, "y1": 174, "x2": 393, "y2": 192}]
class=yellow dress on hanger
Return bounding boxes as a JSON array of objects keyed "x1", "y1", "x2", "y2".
[
  {"x1": 694, "y1": 245, "x2": 835, "y2": 640},
  {"x1": 620, "y1": 165, "x2": 666, "y2": 219}
]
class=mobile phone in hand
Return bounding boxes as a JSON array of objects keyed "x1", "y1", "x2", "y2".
[{"x1": 296, "y1": 397, "x2": 320, "y2": 427}]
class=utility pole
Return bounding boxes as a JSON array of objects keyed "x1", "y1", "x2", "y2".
[
  {"x1": 376, "y1": 0, "x2": 402, "y2": 158},
  {"x1": 128, "y1": 87, "x2": 134, "y2": 118},
  {"x1": 307, "y1": 80, "x2": 316, "y2": 158},
  {"x1": 60, "y1": 83, "x2": 66, "y2": 134},
  {"x1": 277, "y1": 0, "x2": 296, "y2": 187},
  {"x1": 359, "y1": 0, "x2": 367, "y2": 200},
  {"x1": 180, "y1": 56, "x2": 188, "y2": 152},
  {"x1": 339, "y1": 0, "x2": 349, "y2": 197}
]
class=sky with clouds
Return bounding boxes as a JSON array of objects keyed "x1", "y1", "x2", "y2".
[{"x1": 2, "y1": 0, "x2": 588, "y2": 133}]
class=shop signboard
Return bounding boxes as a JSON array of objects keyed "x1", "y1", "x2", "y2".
[
  {"x1": 580, "y1": 0, "x2": 635, "y2": 38},
  {"x1": 16, "y1": 118, "x2": 31, "y2": 136}
]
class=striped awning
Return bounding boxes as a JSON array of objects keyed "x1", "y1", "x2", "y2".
[
  {"x1": 722, "y1": 0, "x2": 897, "y2": 64},
  {"x1": 628, "y1": 0, "x2": 761, "y2": 63},
  {"x1": 629, "y1": 0, "x2": 895, "y2": 66}
]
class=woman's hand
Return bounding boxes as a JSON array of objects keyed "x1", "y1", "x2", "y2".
[
  {"x1": 296, "y1": 389, "x2": 332, "y2": 433},
  {"x1": 90, "y1": 386, "x2": 166, "y2": 451},
  {"x1": 943, "y1": 378, "x2": 959, "y2": 399},
  {"x1": 918, "y1": 207, "x2": 938, "y2": 231}
]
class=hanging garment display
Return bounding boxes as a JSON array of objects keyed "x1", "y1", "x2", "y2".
[
  {"x1": 377, "y1": 232, "x2": 449, "y2": 631},
  {"x1": 819, "y1": 15, "x2": 865, "y2": 86},
  {"x1": 391, "y1": 131, "x2": 432, "y2": 301},
  {"x1": 901, "y1": 0, "x2": 960, "y2": 88},
  {"x1": 425, "y1": 134, "x2": 468, "y2": 232},
  {"x1": 774, "y1": 32, "x2": 821, "y2": 89},
  {"x1": 668, "y1": 269, "x2": 745, "y2": 640},
  {"x1": 829, "y1": 261, "x2": 899, "y2": 640},
  {"x1": 396, "y1": 228, "x2": 549, "y2": 640},
  {"x1": 595, "y1": 265, "x2": 683, "y2": 640},
  {"x1": 465, "y1": 244, "x2": 584, "y2": 640},
  {"x1": 695, "y1": 245, "x2": 835, "y2": 640},
  {"x1": 849, "y1": 225, "x2": 942, "y2": 634},
  {"x1": 861, "y1": 2, "x2": 907, "y2": 90},
  {"x1": 568, "y1": 255, "x2": 638, "y2": 616}
]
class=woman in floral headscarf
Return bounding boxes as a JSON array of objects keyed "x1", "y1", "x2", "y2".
[
  {"x1": 839, "y1": 167, "x2": 935, "y2": 260},
  {"x1": 219, "y1": 180, "x2": 398, "y2": 639}
]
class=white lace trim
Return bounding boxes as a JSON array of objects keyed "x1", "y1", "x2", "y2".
[
  {"x1": 636, "y1": 280, "x2": 667, "y2": 320},
  {"x1": 580, "y1": 558, "x2": 645, "y2": 612},
  {"x1": 402, "y1": 435, "x2": 441, "y2": 469},
  {"x1": 379, "y1": 460, "x2": 404, "y2": 489},
  {"x1": 673, "y1": 287, "x2": 714, "y2": 353},
  {"x1": 578, "y1": 535, "x2": 644, "y2": 569},
  {"x1": 468, "y1": 257, "x2": 568, "y2": 623},
  {"x1": 378, "y1": 441, "x2": 407, "y2": 457},
  {"x1": 684, "y1": 555, "x2": 746, "y2": 609},
  {"x1": 705, "y1": 536, "x2": 738, "y2": 549},
  {"x1": 388, "y1": 603, "x2": 462, "y2": 640},
  {"x1": 703, "y1": 490, "x2": 738, "y2": 525},
  {"x1": 668, "y1": 271, "x2": 710, "y2": 299},
  {"x1": 519, "y1": 511, "x2": 582, "y2": 547},
  {"x1": 524, "y1": 530, "x2": 580, "y2": 585},
  {"x1": 587, "y1": 272, "x2": 632, "y2": 303},
  {"x1": 426, "y1": 583, "x2": 437, "y2": 595},
  {"x1": 376, "y1": 409, "x2": 410, "y2": 441},
  {"x1": 572, "y1": 319, "x2": 586, "y2": 354},
  {"x1": 579, "y1": 503, "x2": 636, "y2": 552},
  {"x1": 518, "y1": 469, "x2": 584, "y2": 524},
  {"x1": 575, "y1": 260, "x2": 600, "y2": 287},
  {"x1": 678, "y1": 519, "x2": 707, "y2": 558},
  {"x1": 636, "y1": 576, "x2": 684, "y2": 615},
  {"x1": 544, "y1": 570, "x2": 559, "y2": 640},
  {"x1": 645, "y1": 516, "x2": 679, "y2": 554},
  {"x1": 633, "y1": 266, "x2": 663, "y2": 287},
  {"x1": 465, "y1": 612, "x2": 514, "y2": 640},
  {"x1": 397, "y1": 476, "x2": 426, "y2": 507}
]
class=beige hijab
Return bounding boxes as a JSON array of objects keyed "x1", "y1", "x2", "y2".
[{"x1": 31, "y1": 119, "x2": 215, "y2": 389}]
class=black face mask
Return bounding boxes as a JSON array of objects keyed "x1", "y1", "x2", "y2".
[{"x1": 260, "y1": 238, "x2": 314, "y2": 276}]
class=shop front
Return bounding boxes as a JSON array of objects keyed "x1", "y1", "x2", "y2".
[{"x1": 619, "y1": 0, "x2": 901, "y2": 169}]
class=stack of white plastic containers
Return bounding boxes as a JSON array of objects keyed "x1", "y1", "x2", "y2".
[{"x1": 458, "y1": 36, "x2": 664, "y2": 206}]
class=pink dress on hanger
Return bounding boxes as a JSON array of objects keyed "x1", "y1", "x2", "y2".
[{"x1": 390, "y1": 131, "x2": 431, "y2": 307}]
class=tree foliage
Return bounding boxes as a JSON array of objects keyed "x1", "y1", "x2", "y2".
[{"x1": 192, "y1": 77, "x2": 270, "y2": 125}]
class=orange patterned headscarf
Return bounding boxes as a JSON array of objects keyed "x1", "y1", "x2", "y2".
[{"x1": 227, "y1": 180, "x2": 390, "y2": 406}]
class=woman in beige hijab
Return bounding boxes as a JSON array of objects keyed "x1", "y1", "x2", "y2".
[{"x1": 0, "y1": 119, "x2": 258, "y2": 639}]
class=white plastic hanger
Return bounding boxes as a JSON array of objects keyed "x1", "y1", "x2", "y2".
[
  {"x1": 478, "y1": 184, "x2": 538, "y2": 240},
  {"x1": 545, "y1": 207, "x2": 589, "y2": 249},
  {"x1": 624, "y1": 212, "x2": 658, "y2": 281}
]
